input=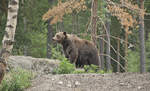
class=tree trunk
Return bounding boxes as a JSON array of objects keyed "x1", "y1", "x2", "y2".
[
  {"x1": 124, "y1": 26, "x2": 128, "y2": 72},
  {"x1": 145, "y1": 16, "x2": 149, "y2": 41},
  {"x1": 117, "y1": 39, "x2": 120, "y2": 72},
  {"x1": 59, "y1": 22, "x2": 64, "y2": 32},
  {"x1": 76, "y1": 13, "x2": 79, "y2": 33},
  {"x1": 47, "y1": 19, "x2": 53, "y2": 58},
  {"x1": 72, "y1": 11, "x2": 76, "y2": 33},
  {"x1": 91, "y1": 0, "x2": 98, "y2": 45},
  {"x1": 57, "y1": 22, "x2": 64, "y2": 32},
  {"x1": 0, "y1": 0, "x2": 19, "y2": 84},
  {"x1": 91, "y1": 0, "x2": 101, "y2": 68},
  {"x1": 105, "y1": 13, "x2": 112, "y2": 71},
  {"x1": 46, "y1": 0, "x2": 54, "y2": 59},
  {"x1": 139, "y1": 0, "x2": 146, "y2": 73},
  {"x1": 72, "y1": 11, "x2": 78, "y2": 34},
  {"x1": 23, "y1": 17, "x2": 28, "y2": 56},
  {"x1": 99, "y1": 37, "x2": 104, "y2": 70},
  {"x1": 22, "y1": 0, "x2": 28, "y2": 56}
]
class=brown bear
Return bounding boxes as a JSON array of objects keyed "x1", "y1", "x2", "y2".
[{"x1": 52, "y1": 32, "x2": 100, "y2": 68}]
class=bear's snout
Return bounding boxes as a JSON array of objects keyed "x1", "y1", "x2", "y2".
[
  {"x1": 52, "y1": 37, "x2": 56, "y2": 41},
  {"x1": 52, "y1": 37, "x2": 60, "y2": 43}
]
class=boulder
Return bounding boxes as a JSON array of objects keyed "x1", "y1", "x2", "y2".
[{"x1": 7, "y1": 56, "x2": 60, "y2": 75}]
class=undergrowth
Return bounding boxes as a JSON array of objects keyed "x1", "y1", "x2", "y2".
[
  {"x1": 0, "y1": 68, "x2": 34, "y2": 91},
  {"x1": 53, "y1": 59, "x2": 106, "y2": 74}
]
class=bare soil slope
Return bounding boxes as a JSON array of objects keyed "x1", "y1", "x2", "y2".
[{"x1": 26, "y1": 73, "x2": 150, "y2": 91}]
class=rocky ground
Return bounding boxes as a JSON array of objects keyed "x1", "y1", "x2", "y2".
[
  {"x1": 8, "y1": 56, "x2": 150, "y2": 91},
  {"x1": 25, "y1": 73, "x2": 150, "y2": 91}
]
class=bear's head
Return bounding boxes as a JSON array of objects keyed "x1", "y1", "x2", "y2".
[{"x1": 52, "y1": 32, "x2": 67, "y2": 43}]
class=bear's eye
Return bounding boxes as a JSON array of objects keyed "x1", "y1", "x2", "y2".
[{"x1": 56, "y1": 35, "x2": 60, "y2": 39}]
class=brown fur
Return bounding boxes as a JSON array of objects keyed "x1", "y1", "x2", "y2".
[{"x1": 53, "y1": 32, "x2": 100, "y2": 67}]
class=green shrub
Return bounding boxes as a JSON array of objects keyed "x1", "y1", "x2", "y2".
[
  {"x1": 84, "y1": 64, "x2": 99, "y2": 73},
  {"x1": 83, "y1": 65, "x2": 106, "y2": 74},
  {"x1": 53, "y1": 59, "x2": 106, "y2": 74},
  {"x1": 51, "y1": 45, "x2": 67, "y2": 61},
  {"x1": 53, "y1": 58, "x2": 76, "y2": 74},
  {"x1": 72, "y1": 69, "x2": 85, "y2": 74},
  {"x1": 127, "y1": 50, "x2": 140, "y2": 72},
  {"x1": 0, "y1": 68, "x2": 34, "y2": 91}
]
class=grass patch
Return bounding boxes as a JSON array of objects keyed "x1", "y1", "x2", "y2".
[{"x1": 0, "y1": 68, "x2": 34, "y2": 91}]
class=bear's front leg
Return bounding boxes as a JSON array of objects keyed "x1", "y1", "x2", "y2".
[
  {"x1": 63, "y1": 50, "x2": 69, "y2": 58},
  {"x1": 68, "y1": 48, "x2": 78, "y2": 65}
]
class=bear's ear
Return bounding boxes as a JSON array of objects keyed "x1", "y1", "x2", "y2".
[{"x1": 63, "y1": 32, "x2": 67, "y2": 36}]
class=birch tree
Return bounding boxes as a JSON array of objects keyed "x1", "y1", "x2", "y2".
[{"x1": 0, "y1": 0, "x2": 19, "y2": 83}]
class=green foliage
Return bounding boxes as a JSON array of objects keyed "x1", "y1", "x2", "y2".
[
  {"x1": 83, "y1": 65, "x2": 105, "y2": 74},
  {"x1": 53, "y1": 59, "x2": 106, "y2": 74},
  {"x1": 0, "y1": 15, "x2": 7, "y2": 44},
  {"x1": 10, "y1": 0, "x2": 50, "y2": 57},
  {"x1": 53, "y1": 59, "x2": 76, "y2": 74},
  {"x1": 84, "y1": 64, "x2": 99, "y2": 73},
  {"x1": 29, "y1": 26, "x2": 47, "y2": 58},
  {"x1": 0, "y1": 68, "x2": 34, "y2": 91},
  {"x1": 127, "y1": 35, "x2": 150, "y2": 72},
  {"x1": 72, "y1": 69, "x2": 85, "y2": 74},
  {"x1": 51, "y1": 45, "x2": 65, "y2": 61},
  {"x1": 146, "y1": 35, "x2": 150, "y2": 72},
  {"x1": 127, "y1": 50, "x2": 140, "y2": 72}
]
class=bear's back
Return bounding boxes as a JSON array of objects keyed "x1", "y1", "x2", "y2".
[{"x1": 67, "y1": 34, "x2": 95, "y2": 48}]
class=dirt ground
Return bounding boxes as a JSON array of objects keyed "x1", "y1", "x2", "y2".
[
  {"x1": 26, "y1": 73, "x2": 150, "y2": 91},
  {"x1": 7, "y1": 56, "x2": 150, "y2": 91}
]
